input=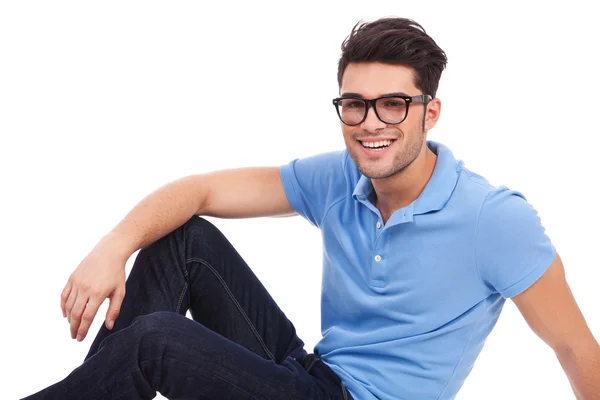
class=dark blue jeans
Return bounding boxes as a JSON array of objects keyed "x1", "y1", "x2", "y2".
[{"x1": 23, "y1": 216, "x2": 352, "y2": 400}]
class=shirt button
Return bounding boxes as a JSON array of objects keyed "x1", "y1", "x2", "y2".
[
  {"x1": 374, "y1": 255, "x2": 382, "y2": 262},
  {"x1": 376, "y1": 221, "x2": 381, "y2": 229}
]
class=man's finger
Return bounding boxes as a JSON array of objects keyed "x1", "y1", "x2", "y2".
[
  {"x1": 69, "y1": 294, "x2": 88, "y2": 340},
  {"x1": 105, "y1": 287, "x2": 125, "y2": 330},
  {"x1": 60, "y1": 280, "x2": 72, "y2": 318},
  {"x1": 77, "y1": 298, "x2": 102, "y2": 341},
  {"x1": 65, "y1": 288, "x2": 78, "y2": 324}
]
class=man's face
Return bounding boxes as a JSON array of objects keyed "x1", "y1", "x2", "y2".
[{"x1": 338, "y1": 62, "x2": 436, "y2": 179}]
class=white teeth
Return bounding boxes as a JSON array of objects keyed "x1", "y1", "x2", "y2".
[{"x1": 361, "y1": 140, "x2": 393, "y2": 148}]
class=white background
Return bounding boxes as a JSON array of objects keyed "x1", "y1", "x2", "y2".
[{"x1": 1, "y1": 1, "x2": 598, "y2": 399}]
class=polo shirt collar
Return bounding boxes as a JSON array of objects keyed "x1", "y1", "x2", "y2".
[{"x1": 352, "y1": 140, "x2": 461, "y2": 215}]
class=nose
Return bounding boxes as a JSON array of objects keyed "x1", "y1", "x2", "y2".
[{"x1": 360, "y1": 106, "x2": 386, "y2": 132}]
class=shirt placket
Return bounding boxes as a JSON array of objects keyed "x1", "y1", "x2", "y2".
[
  {"x1": 369, "y1": 205, "x2": 414, "y2": 288},
  {"x1": 370, "y1": 220, "x2": 388, "y2": 287}
]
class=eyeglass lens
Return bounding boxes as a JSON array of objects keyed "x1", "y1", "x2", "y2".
[{"x1": 337, "y1": 97, "x2": 408, "y2": 125}]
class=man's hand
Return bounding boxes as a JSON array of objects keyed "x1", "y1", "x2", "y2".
[
  {"x1": 57, "y1": 167, "x2": 294, "y2": 342},
  {"x1": 60, "y1": 234, "x2": 129, "y2": 341}
]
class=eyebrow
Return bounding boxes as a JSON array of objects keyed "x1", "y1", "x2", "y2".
[{"x1": 340, "y1": 91, "x2": 410, "y2": 98}]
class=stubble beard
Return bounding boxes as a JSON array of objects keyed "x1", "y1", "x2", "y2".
[{"x1": 348, "y1": 126, "x2": 426, "y2": 180}]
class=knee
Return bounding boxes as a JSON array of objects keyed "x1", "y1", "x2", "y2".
[
  {"x1": 181, "y1": 215, "x2": 227, "y2": 246},
  {"x1": 131, "y1": 311, "x2": 181, "y2": 338},
  {"x1": 142, "y1": 216, "x2": 222, "y2": 256},
  {"x1": 97, "y1": 312, "x2": 181, "y2": 354},
  {"x1": 113, "y1": 312, "x2": 184, "y2": 351}
]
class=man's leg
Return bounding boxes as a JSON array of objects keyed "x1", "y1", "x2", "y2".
[
  {"x1": 23, "y1": 216, "x2": 349, "y2": 399},
  {"x1": 24, "y1": 311, "x2": 336, "y2": 400},
  {"x1": 86, "y1": 215, "x2": 303, "y2": 364}
]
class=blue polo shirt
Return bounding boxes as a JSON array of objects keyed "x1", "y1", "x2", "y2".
[{"x1": 279, "y1": 140, "x2": 556, "y2": 400}]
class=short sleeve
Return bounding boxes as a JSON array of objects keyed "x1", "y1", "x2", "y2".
[
  {"x1": 475, "y1": 187, "x2": 557, "y2": 298},
  {"x1": 279, "y1": 150, "x2": 347, "y2": 228}
]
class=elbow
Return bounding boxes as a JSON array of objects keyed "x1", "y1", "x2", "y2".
[
  {"x1": 554, "y1": 339, "x2": 600, "y2": 368},
  {"x1": 554, "y1": 341, "x2": 600, "y2": 400}
]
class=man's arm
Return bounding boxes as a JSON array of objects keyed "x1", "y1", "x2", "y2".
[
  {"x1": 111, "y1": 167, "x2": 296, "y2": 257},
  {"x1": 61, "y1": 167, "x2": 295, "y2": 342},
  {"x1": 512, "y1": 253, "x2": 600, "y2": 399}
]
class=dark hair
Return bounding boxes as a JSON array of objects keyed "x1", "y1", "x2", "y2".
[{"x1": 337, "y1": 17, "x2": 448, "y2": 98}]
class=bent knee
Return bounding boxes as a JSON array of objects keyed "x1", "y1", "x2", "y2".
[
  {"x1": 130, "y1": 311, "x2": 186, "y2": 339},
  {"x1": 182, "y1": 215, "x2": 221, "y2": 236},
  {"x1": 181, "y1": 216, "x2": 228, "y2": 247}
]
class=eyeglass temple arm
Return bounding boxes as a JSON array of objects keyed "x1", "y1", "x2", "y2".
[{"x1": 412, "y1": 94, "x2": 432, "y2": 103}]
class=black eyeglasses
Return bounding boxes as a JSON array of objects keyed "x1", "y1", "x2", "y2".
[{"x1": 332, "y1": 94, "x2": 432, "y2": 126}]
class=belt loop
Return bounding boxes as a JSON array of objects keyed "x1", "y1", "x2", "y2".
[{"x1": 305, "y1": 354, "x2": 319, "y2": 373}]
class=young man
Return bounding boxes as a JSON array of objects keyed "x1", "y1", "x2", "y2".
[{"x1": 24, "y1": 17, "x2": 599, "y2": 400}]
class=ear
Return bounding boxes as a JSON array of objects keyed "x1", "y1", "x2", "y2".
[{"x1": 423, "y1": 98, "x2": 441, "y2": 131}]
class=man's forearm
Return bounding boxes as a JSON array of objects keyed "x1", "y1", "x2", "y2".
[
  {"x1": 104, "y1": 175, "x2": 207, "y2": 258},
  {"x1": 557, "y1": 342, "x2": 600, "y2": 399}
]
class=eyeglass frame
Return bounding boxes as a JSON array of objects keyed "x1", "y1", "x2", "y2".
[{"x1": 332, "y1": 94, "x2": 432, "y2": 126}]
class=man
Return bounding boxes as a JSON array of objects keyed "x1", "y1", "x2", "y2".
[{"x1": 24, "y1": 17, "x2": 599, "y2": 400}]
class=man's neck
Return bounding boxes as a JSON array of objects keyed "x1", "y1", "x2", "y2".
[{"x1": 373, "y1": 146, "x2": 437, "y2": 224}]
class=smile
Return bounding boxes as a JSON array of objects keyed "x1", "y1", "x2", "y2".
[{"x1": 358, "y1": 139, "x2": 396, "y2": 151}]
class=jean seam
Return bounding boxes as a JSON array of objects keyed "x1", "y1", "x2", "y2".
[
  {"x1": 175, "y1": 282, "x2": 187, "y2": 313},
  {"x1": 186, "y1": 256, "x2": 277, "y2": 362}
]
